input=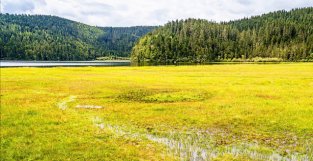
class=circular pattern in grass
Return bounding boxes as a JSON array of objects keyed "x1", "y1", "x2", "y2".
[
  {"x1": 142, "y1": 91, "x2": 210, "y2": 103},
  {"x1": 117, "y1": 89, "x2": 211, "y2": 103}
]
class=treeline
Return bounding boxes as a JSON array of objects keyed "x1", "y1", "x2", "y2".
[
  {"x1": 131, "y1": 8, "x2": 313, "y2": 63},
  {"x1": 0, "y1": 14, "x2": 156, "y2": 60}
]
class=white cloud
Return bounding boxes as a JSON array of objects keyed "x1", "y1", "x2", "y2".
[{"x1": 2, "y1": 0, "x2": 313, "y2": 26}]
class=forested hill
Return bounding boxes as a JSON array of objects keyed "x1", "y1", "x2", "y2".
[
  {"x1": 0, "y1": 14, "x2": 156, "y2": 60},
  {"x1": 99, "y1": 27, "x2": 156, "y2": 57},
  {"x1": 131, "y1": 8, "x2": 313, "y2": 63}
]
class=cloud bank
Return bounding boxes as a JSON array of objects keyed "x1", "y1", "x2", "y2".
[{"x1": 2, "y1": 0, "x2": 313, "y2": 27}]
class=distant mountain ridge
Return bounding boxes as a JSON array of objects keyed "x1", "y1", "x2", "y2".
[
  {"x1": 132, "y1": 7, "x2": 313, "y2": 63},
  {"x1": 0, "y1": 14, "x2": 156, "y2": 60}
]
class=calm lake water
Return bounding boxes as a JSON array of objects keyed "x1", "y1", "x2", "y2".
[
  {"x1": 0, "y1": 60, "x2": 285, "y2": 68},
  {"x1": 0, "y1": 61, "x2": 131, "y2": 67}
]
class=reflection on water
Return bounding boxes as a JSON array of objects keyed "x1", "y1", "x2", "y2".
[
  {"x1": 0, "y1": 61, "x2": 131, "y2": 67},
  {"x1": 0, "y1": 60, "x2": 283, "y2": 67},
  {"x1": 132, "y1": 61, "x2": 283, "y2": 66}
]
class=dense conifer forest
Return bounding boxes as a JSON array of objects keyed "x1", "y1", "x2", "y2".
[
  {"x1": 1, "y1": 8, "x2": 313, "y2": 62},
  {"x1": 132, "y1": 8, "x2": 313, "y2": 63},
  {"x1": 0, "y1": 14, "x2": 155, "y2": 60}
]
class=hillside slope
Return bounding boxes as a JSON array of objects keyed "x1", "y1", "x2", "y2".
[
  {"x1": 131, "y1": 8, "x2": 313, "y2": 63},
  {"x1": 0, "y1": 14, "x2": 156, "y2": 60}
]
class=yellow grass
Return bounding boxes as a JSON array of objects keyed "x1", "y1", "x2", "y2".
[{"x1": 1, "y1": 63, "x2": 313, "y2": 160}]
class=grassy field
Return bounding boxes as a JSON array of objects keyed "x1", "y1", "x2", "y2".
[{"x1": 1, "y1": 63, "x2": 313, "y2": 160}]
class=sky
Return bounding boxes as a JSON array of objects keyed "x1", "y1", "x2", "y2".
[{"x1": 1, "y1": 0, "x2": 313, "y2": 27}]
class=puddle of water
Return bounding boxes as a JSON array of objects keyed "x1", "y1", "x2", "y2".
[
  {"x1": 76, "y1": 105, "x2": 103, "y2": 109},
  {"x1": 58, "y1": 96, "x2": 76, "y2": 110},
  {"x1": 90, "y1": 116, "x2": 311, "y2": 161}
]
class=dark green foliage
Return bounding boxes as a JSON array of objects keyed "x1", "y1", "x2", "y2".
[
  {"x1": 98, "y1": 26, "x2": 157, "y2": 57},
  {"x1": 0, "y1": 14, "x2": 156, "y2": 60},
  {"x1": 131, "y1": 8, "x2": 313, "y2": 63}
]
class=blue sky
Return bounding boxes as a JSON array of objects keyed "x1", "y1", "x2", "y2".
[{"x1": 1, "y1": 0, "x2": 313, "y2": 27}]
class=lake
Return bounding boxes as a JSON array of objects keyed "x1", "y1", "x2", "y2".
[
  {"x1": 0, "y1": 61, "x2": 131, "y2": 67},
  {"x1": 0, "y1": 60, "x2": 285, "y2": 68}
]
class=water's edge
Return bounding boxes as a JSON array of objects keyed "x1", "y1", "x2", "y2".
[
  {"x1": 1, "y1": 60, "x2": 309, "y2": 68},
  {"x1": 0, "y1": 60, "x2": 131, "y2": 67}
]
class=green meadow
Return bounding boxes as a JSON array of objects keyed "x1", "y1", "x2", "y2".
[{"x1": 1, "y1": 63, "x2": 313, "y2": 160}]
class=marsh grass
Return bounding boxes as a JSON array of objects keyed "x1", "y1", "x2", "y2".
[
  {"x1": 1, "y1": 63, "x2": 313, "y2": 160},
  {"x1": 117, "y1": 88, "x2": 211, "y2": 103},
  {"x1": 91, "y1": 117, "x2": 310, "y2": 161}
]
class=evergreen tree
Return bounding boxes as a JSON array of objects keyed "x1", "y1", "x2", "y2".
[{"x1": 132, "y1": 8, "x2": 313, "y2": 63}]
